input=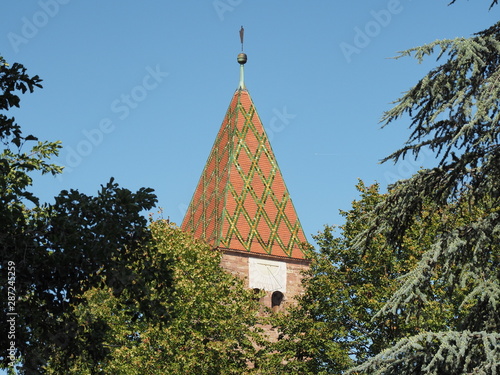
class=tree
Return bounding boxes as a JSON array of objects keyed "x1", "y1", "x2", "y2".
[
  {"x1": 0, "y1": 55, "x2": 60, "y2": 372},
  {"x1": 263, "y1": 181, "x2": 460, "y2": 374},
  {"x1": 20, "y1": 180, "x2": 158, "y2": 373},
  {"x1": 348, "y1": 17, "x2": 500, "y2": 375},
  {"x1": 44, "y1": 219, "x2": 264, "y2": 374},
  {"x1": 0, "y1": 55, "x2": 60, "y2": 270},
  {"x1": 0, "y1": 56, "x2": 158, "y2": 374}
]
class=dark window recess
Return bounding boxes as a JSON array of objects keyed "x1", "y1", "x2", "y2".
[{"x1": 271, "y1": 291, "x2": 284, "y2": 313}]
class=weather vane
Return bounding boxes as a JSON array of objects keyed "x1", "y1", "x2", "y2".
[
  {"x1": 237, "y1": 26, "x2": 247, "y2": 88},
  {"x1": 239, "y1": 26, "x2": 244, "y2": 51}
]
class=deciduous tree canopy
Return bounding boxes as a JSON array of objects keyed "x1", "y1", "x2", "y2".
[
  {"x1": 0, "y1": 55, "x2": 159, "y2": 371},
  {"x1": 44, "y1": 219, "x2": 264, "y2": 374}
]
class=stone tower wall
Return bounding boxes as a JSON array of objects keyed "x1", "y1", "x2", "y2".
[{"x1": 220, "y1": 249, "x2": 310, "y2": 313}]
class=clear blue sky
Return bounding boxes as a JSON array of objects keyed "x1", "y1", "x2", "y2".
[{"x1": 1, "y1": 1, "x2": 498, "y2": 244}]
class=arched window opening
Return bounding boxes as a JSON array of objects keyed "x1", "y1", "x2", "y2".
[{"x1": 271, "y1": 291, "x2": 284, "y2": 313}]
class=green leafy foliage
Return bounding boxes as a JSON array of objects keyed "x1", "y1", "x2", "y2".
[
  {"x1": 1, "y1": 55, "x2": 61, "y2": 372},
  {"x1": 2, "y1": 179, "x2": 159, "y2": 373},
  {"x1": 44, "y1": 219, "x2": 264, "y2": 374},
  {"x1": 0, "y1": 55, "x2": 60, "y2": 248},
  {"x1": 263, "y1": 182, "x2": 461, "y2": 374}
]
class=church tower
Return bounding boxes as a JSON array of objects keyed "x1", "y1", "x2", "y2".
[{"x1": 181, "y1": 28, "x2": 310, "y2": 313}]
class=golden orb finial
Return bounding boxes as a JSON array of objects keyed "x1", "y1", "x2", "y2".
[{"x1": 237, "y1": 53, "x2": 247, "y2": 65}]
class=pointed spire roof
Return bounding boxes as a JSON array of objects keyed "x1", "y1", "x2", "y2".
[{"x1": 181, "y1": 44, "x2": 307, "y2": 259}]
